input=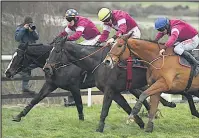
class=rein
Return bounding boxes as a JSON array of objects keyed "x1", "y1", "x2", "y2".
[
  {"x1": 135, "y1": 54, "x2": 166, "y2": 70},
  {"x1": 54, "y1": 44, "x2": 109, "y2": 70},
  {"x1": 122, "y1": 39, "x2": 174, "y2": 70}
]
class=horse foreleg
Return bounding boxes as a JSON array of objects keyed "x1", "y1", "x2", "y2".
[
  {"x1": 129, "y1": 89, "x2": 150, "y2": 111},
  {"x1": 129, "y1": 78, "x2": 168, "y2": 124},
  {"x1": 113, "y1": 92, "x2": 144, "y2": 129},
  {"x1": 182, "y1": 92, "x2": 199, "y2": 118},
  {"x1": 70, "y1": 86, "x2": 84, "y2": 120},
  {"x1": 96, "y1": 88, "x2": 113, "y2": 133},
  {"x1": 12, "y1": 82, "x2": 57, "y2": 122},
  {"x1": 145, "y1": 93, "x2": 161, "y2": 132}
]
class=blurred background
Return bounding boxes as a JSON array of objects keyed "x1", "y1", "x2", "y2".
[{"x1": 1, "y1": 2, "x2": 199, "y2": 105}]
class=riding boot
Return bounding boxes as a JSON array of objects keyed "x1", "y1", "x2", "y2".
[
  {"x1": 181, "y1": 51, "x2": 199, "y2": 66},
  {"x1": 181, "y1": 51, "x2": 199, "y2": 76}
]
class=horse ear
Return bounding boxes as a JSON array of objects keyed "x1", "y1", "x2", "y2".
[
  {"x1": 63, "y1": 36, "x2": 67, "y2": 43},
  {"x1": 18, "y1": 42, "x2": 28, "y2": 50},
  {"x1": 60, "y1": 36, "x2": 67, "y2": 46}
]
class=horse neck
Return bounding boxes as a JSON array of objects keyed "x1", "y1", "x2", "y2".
[
  {"x1": 65, "y1": 43, "x2": 109, "y2": 71},
  {"x1": 130, "y1": 39, "x2": 160, "y2": 62},
  {"x1": 26, "y1": 46, "x2": 51, "y2": 66}
]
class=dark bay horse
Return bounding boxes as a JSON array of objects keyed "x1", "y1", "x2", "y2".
[
  {"x1": 43, "y1": 38, "x2": 176, "y2": 132},
  {"x1": 5, "y1": 43, "x2": 96, "y2": 121},
  {"x1": 104, "y1": 34, "x2": 199, "y2": 132}
]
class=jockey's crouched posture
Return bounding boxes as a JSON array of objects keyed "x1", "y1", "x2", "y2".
[
  {"x1": 154, "y1": 17, "x2": 199, "y2": 68},
  {"x1": 54, "y1": 9, "x2": 101, "y2": 46},
  {"x1": 95, "y1": 8, "x2": 141, "y2": 46}
]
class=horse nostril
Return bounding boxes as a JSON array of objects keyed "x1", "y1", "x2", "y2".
[
  {"x1": 104, "y1": 60, "x2": 111, "y2": 66},
  {"x1": 5, "y1": 72, "x2": 11, "y2": 78}
]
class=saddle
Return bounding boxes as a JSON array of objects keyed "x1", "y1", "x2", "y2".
[{"x1": 178, "y1": 48, "x2": 199, "y2": 92}]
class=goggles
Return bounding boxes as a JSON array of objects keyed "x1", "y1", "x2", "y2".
[
  {"x1": 157, "y1": 27, "x2": 166, "y2": 32},
  {"x1": 66, "y1": 17, "x2": 74, "y2": 22}
]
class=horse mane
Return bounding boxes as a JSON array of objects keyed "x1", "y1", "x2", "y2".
[
  {"x1": 74, "y1": 42, "x2": 99, "y2": 48},
  {"x1": 132, "y1": 38, "x2": 165, "y2": 45},
  {"x1": 26, "y1": 45, "x2": 53, "y2": 57},
  {"x1": 64, "y1": 41, "x2": 101, "y2": 50}
]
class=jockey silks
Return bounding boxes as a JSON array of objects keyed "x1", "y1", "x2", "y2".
[
  {"x1": 99, "y1": 10, "x2": 139, "y2": 42},
  {"x1": 59, "y1": 16, "x2": 100, "y2": 41},
  {"x1": 155, "y1": 19, "x2": 198, "y2": 48}
]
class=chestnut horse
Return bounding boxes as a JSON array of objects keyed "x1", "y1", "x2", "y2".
[{"x1": 104, "y1": 33, "x2": 199, "y2": 132}]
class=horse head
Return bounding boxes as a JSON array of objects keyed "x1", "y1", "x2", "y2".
[
  {"x1": 103, "y1": 33, "x2": 133, "y2": 68},
  {"x1": 43, "y1": 36, "x2": 68, "y2": 77},
  {"x1": 5, "y1": 42, "x2": 29, "y2": 78},
  {"x1": 104, "y1": 32, "x2": 162, "y2": 69}
]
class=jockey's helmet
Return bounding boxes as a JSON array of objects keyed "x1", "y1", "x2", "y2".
[
  {"x1": 98, "y1": 8, "x2": 112, "y2": 22},
  {"x1": 65, "y1": 9, "x2": 78, "y2": 22},
  {"x1": 154, "y1": 17, "x2": 169, "y2": 31}
]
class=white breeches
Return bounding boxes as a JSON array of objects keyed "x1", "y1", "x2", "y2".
[
  {"x1": 79, "y1": 35, "x2": 101, "y2": 46},
  {"x1": 174, "y1": 35, "x2": 199, "y2": 55},
  {"x1": 127, "y1": 26, "x2": 141, "y2": 39}
]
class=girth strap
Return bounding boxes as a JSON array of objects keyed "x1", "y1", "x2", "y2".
[
  {"x1": 184, "y1": 65, "x2": 196, "y2": 92},
  {"x1": 126, "y1": 56, "x2": 133, "y2": 90}
]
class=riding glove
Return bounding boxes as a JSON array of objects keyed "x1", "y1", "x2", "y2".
[{"x1": 106, "y1": 38, "x2": 114, "y2": 45}]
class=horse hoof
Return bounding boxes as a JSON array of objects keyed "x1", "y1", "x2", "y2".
[
  {"x1": 145, "y1": 122, "x2": 153, "y2": 133},
  {"x1": 12, "y1": 116, "x2": 21, "y2": 122},
  {"x1": 192, "y1": 112, "x2": 199, "y2": 118},
  {"x1": 79, "y1": 117, "x2": 84, "y2": 121},
  {"x1": 96, "y1": 128, "x2": 103, "y2": 133},
  {"x1": 79, "y1": 114, "x2": 84, "y2": 121},
  {"x1": 96, "y1": 122, "x2": 105, "y2": 132},
  {"x1": 170, "y1": 102, "x2": 176, "y2": 108},
  {"x1": 134, "y1": 115, "x2": 145, "y2": 129}
]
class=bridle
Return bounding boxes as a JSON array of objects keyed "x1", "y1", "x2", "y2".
[
  {"x1": 12, "y1": 47, "x2": 51, "y2": 74},
  {"x1": 106, "y1": 37, "x2": 134, "y2": 64}
]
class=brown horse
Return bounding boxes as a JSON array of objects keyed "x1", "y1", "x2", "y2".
[{"x1": 104, "y1": 33, "x2": 199, "y2": 132}]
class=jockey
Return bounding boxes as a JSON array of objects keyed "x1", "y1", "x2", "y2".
[
  {"x1": 154, "y1": 17, "x2": 199, "y2": 67},
  {"x1": 95, "y1": 8, "x2": 141, "y2": 46},
  {"x1": 55, "y1": 9, "x2": 101, "y2": 46}
]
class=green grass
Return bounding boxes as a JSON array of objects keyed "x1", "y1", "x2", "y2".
[{"x1": 2, "y1": 103, "x2": 199, "y2": 138}]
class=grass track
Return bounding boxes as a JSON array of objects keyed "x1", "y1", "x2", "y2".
[{"x1": 2, "y1": 103, "x2": 199, "y2": 138}]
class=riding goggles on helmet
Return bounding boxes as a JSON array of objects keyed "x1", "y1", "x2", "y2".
[
  {"x1": 157, "y1": 27, "x2": 166, "y2": 32},
  {"x1": 66, "y1": 17, "x2": 75, "y2": 22}
]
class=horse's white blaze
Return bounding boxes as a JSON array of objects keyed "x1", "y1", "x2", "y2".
[
  {"x1": 5, "y1": 52, "x2": 17, "y2": 73},
  {"x1": 50, "y1": 47, "x2": 55, "y2": 53},
  {"x1": 43, "y1": 47, "x2": 54, "y2": 70}
]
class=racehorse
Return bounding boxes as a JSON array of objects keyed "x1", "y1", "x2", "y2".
[
  {"x1": 103, "y1": 33, "x2": 199, "y2": 132},
  {"x1": 5, "y1": 43, "x2": 95, "y2": 121},
  {"x1": 43, "y1": 38, "x2": 181, "y2": 132}
]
